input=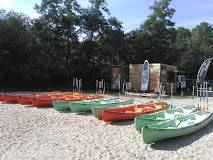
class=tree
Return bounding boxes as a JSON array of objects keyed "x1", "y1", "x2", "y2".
[
  {"x1": 187, "y1": 22, "x2": 213, "y2": 77},
  {"x1": 175, "y1": 27, "x2": 191, "y2": 68},
  {"x1": 96, "y1": 17, "x2": 125, "y2": 80},
  {"x1": 0, "y1": 10, "x2": 34, "y2": 83},
  {"x1": 80, "y1": 0, "x2": 109, "y2": 41},
  {"x1": 139, "y1": 0, "x2": 176, "y2": 63},
  {"x1": 191, "y1": 22, "x2": 213, "y2": 58},
  {"x1": 79, "y1": 0, "x2": 110, "y2": 83},
  {"x1": 34, "y1": 0, "x2": 81, "y2": 85}
]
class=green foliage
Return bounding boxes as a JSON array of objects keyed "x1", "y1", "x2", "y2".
[
  {"x1": 80, "y1": 0, "x2": 109, "y2": 41},
  {"x1": 186, "y1": 22, "x2": 213, "y2": 77},
  {"x1": 175, "y1": 27, "x2": 191, "y2": 67},
  {"x1": 122, "y1": 0, "x2": 177, "y2": 65},
  {"x1": 0, "y1": 10, "x2": 34, "y2": 82},
  {"x1": 139, "y1": 0, "x2": 176, "y2": 63},
  {"x1": 33, "y1": 0, "x2": 81, "y2": 85},
  {"x1": 0, "y1": 0, "x2": 213, "y2": 89}
]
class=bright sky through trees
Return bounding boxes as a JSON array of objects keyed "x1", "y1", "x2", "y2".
[{"x1": 0, "y1": 0, "x2": 213, "y2": 32}]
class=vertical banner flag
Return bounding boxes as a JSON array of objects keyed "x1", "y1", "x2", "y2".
[{"x1": 197, "y1": 58, "x2": 212, "y2": 84}]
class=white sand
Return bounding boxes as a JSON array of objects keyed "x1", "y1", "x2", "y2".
[{"x1": 0, "y1": 97, "x2": 213, "y2": 160}]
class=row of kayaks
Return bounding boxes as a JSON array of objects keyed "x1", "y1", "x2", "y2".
[
  {"x1": 0, "y1": 91, "x2": 103, "y2": 107},
  {"x1": 135, "y1": 105, "x2": 212, "y2": 144},
  {"x1": 0, "y1": 92, "x2": 212, "y2": 144},
  {"x1": 54, "y1": 98, "x2": 169, "y2": 122},
  {"x1": 54, "y1": 98, "x2": 212, "y2": 144}
]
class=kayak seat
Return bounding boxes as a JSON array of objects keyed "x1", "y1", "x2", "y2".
[{"x1": 164, "y1": 112, "x2": 175, "y2": 119}]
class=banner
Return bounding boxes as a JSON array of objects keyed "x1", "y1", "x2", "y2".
[{"x1": 196, "y1": 58, "x2": 212, "y2": 84}]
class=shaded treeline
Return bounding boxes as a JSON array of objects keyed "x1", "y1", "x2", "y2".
[{"x1": 0, "y1": 0, "x2": 213, "y2": 90}]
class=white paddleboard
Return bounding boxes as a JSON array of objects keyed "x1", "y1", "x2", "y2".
[{"x1": 141, "y1": 60, "x2": 150, "y2": 92}]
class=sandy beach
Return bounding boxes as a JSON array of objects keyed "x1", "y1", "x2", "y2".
[{"x1": 0, "y1": 97, "x2": 213, "y2": 160}]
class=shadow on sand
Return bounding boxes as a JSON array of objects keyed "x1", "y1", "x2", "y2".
[
  {"x1": 109, "y1": 120, "x2": 134, "y2": 126},
  {"x1": 56, "y1": 110, "x2": 72, "y2": 113},
  {"x1": 1, "y1": 102, "x2": 17, "y2": 105},
  {"x1": 76, "y1": 112, "x2": 92, "y2": 116},
  {"x1": 151, "y1": 121, "x2": 213, "y2": 151},
  {"x1": 22, "y1": 105, "x2": 35, "y2": 108},
  {"x1": 35, "y1": 107, "x2": 53, "y2": 110}
]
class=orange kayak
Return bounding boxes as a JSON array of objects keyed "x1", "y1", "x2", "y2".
[
  {"x1": 17, "y1": 91, "x2": 62, "y2": 105},
  {"x1": 55, "y1": 94, "x2": 103, "y2": 101},
  {"x1": 102, "y1": 101, "x2": 169, "y2": 122},
  {"x1": 32, "y1": 94, "x2": 103, "y2": 108},
  {"x1": 17, "y1": 94, "x2": 35, "y2": 105},
  {"x1": 0, "y1": 93, "x2": 5, "y2": 101},
  {"x1": 32, "y1": 98, "x2": 53, "y2": 107},
  {"x1": 3, "y1": 94, "x2": 19, "y2": 103},
  {"x1": 31, "y1": 92, "x2": 71, "y2": 107},
  {"x1": 5, "y1": 93, "x2": 53, "y2": 104}
]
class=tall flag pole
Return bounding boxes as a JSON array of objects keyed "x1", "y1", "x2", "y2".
[{"x1": 196, "y1": 58, "x2": 212, "y2": 110}]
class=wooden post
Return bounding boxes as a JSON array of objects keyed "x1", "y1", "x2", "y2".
[
  {"x1": 73, "y1": 78, "x2": 75, "y2": 92},
  {"x1": 103, "y1": 82, "x2": 105, "y2": 95},
  {"x1": 192, "y1": 86, "x2": 195, "y2": 96},
  {"x1": 200, "y1": 84, "x2": 202, "y2": 110},
  {"x1": 122, "y1": 83, "x2": 124, "y2": 93},
  {"x1": 124, "y1": 83, "x2": 126, "y2": 96},
  {"x1": 196, "y1": 82, "x2": 199, "y2": 109},
  {"x1": 75, "y1": 78, "x2": 78, "y2": 92},
  {"x1": 79, "y1": 79, "x2": 82, "y2": 93},
  {"x1": 118, "y1": 80, "x2": 120, "y2": 97},
  {"x1": 206, "y1": 82, "x2": 208, "y2": 110},
  {"x1": 171, "y1": 83, "x2": 173, "y2": 99},
  {"x1": 202, "y1": 83, "x2": 205, "y2": 111},
  {"x1": 96, "y1": 80, "x2": 98, "y2": 94}
]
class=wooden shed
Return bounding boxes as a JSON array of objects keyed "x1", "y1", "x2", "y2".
[{"x1": 129, "y1": 63, "x2": 178, "y2": 94}]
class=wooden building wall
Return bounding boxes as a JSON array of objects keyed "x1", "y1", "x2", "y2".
[
  {"x1": 129, "y1": 64, "x2": 143, "y2": 91},
  {"x1": 129, "y1": 63, "x2": 177, "y2": 93},
  {"x1": 149, "y1": 64, "x2": 161, "y2": 92}
]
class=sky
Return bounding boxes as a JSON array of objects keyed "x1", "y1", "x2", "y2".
[{"x1": 0, "y1": 0, "x2": 213, "y2": 32}]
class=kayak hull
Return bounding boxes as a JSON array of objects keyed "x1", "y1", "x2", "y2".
[
  {"x1": 142, "y1": 111, "x2": 213, "y2": 144},
  {"x1": 91, "y1": 99, "x2": 134, "y2": 119},
  {"x1": 71, "y1": 98, "x2": 134, "y2": 113},
  {"x1": 92, "y1": 105, "x2": 126, "y2": 119},
  {"x1": 103, "y1": 107, "x2": 145, "y2": 122},
  {"x1": 17, "y1": 92, "x2": 63, "y2": 106},
  {"x1": 34, "y1": 94, "x2": 103, "y2": 108},
  {"x1": 4, "y1": 94, "x2": 18, "y2": 103},
  {"x1": 53, "y1": 101, "x2": 71, "y2": 111},
  {"x1": 17, "y1": 95, "x2": 34, "y2": 105},
  {"x1": 134, "y1": 105, "x2": 197, "y2": 131},
  {"x1": 70, "y1": 103, "x2": 91, "y2": 112},
  {"x1": 32, "y1": 98, "x2": 53, "y2": 108},
  {"x1": 0, "y1": 93, "x2": 5, "y2": 101},
  {"x1": 32, "y1": 92, "x2": 78, "y2": 107},
  {"x1": 102, "y1": 101, "x2": 169, "y2": 122}
]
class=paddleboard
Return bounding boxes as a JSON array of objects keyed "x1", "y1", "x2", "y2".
[{"x1": 141, "y1": 60, "x2": 149, "y2": 92}]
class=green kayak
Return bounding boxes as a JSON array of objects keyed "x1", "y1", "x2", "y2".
[
  {"x1": 134, "y1": 105, "x2": 197, "y2": 131},
  {"x1": 53, "y1": 100, "x2": 72, "y2": 111},
  {"x1": 53, "y1": 97, "x2": 117, "y2": 112},
  {"x1": 70, "y1": 98, "x2": 134, "y2": 113},
  {"x1": 142, "y1": 111, "x2": 213, "y2": 144}
]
